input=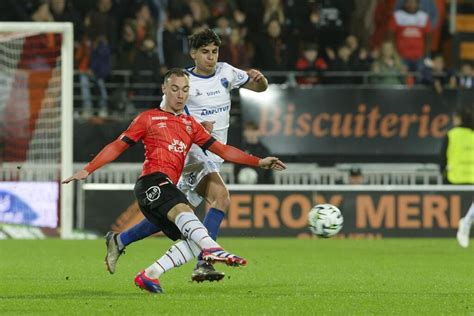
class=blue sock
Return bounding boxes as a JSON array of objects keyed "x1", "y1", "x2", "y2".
[
  {"x1": 119, "y1": 218, "x2": 161, "y2": 248},
  {"x1": 198, "y1": 207, "x2": 225, "y2": 260}
]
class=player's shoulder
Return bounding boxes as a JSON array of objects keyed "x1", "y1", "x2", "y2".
[{"x1": 134, "y1": 108, "x2": 164, "y2": 121}]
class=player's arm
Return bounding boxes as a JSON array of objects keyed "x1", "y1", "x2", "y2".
[
  {"x1": 62, "y1": 113, "x2": 146, "y2": 184},
  {"x1": 204, "y1": 138, "x2": 286, "y2": 170},
  {"x1": 241, "y1": 69, "x2": 268, "y2": 92},
  {"x1": 62, "y1": 139, "x2": 129, "y2": 183}
]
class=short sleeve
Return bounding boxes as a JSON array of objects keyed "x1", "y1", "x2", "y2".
[
  {"x1": 190, "y1": 116, "x2": 215, "y2": 149},
  {"x1": 227, "y1": 63, "x2": 250, "y2": 89},
  {"x1": 119, "y1": 112, "x2": 147, "y2": 146}
]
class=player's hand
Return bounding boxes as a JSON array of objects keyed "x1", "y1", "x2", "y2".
[
  {"x1": 258, "y1": 157, "x2": 286, "y2": 171},
  {"x1": 201, "y1": 121, "x2": 215, "y2": 133},
  {"x1": 247, "y1": 69, "x2": 265, "y2": 82},
  {"x1": 62, "y1": 169, "x2": 90, "y2": 184}
]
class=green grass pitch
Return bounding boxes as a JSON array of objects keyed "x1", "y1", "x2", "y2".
[{"x1": 1, "y1": 238, "x2": 473, "y2": 315}]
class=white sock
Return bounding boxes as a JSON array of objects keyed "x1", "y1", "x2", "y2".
[
  {"x1": 175, "y1": 212, "x2": 220, "y2": 250},
  {"x1": 144, "y1": 240, "x2": 201, "y2": 279},
  {"x1": 464, "y1": 203, "x2": 474, "y2": 225}
]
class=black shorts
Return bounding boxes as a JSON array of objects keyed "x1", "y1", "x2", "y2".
[{"x1": 134, "y1": 172, "x2": 189, "y2": 241}]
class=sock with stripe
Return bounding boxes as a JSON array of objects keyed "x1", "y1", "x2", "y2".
[
  {"x1": 118, "y1": 218, "x2": 161, "y2": 250},
  {"x1": 197, "y1": 207, "x2": 225, "y2": 260},
  {"x1": 175, "y1": 212, "x2": 220, "y2": 249},
  {"x1": 145, "y1": 240, "x2": 200, "y2": 279}
]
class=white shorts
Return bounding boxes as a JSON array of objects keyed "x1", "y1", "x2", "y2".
[{"x1": 177, "y1": 145, "x2": 223, "y2": 207}]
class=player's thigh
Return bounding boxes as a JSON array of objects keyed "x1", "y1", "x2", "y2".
[{"x1": 195, "y1": 172, "x2": 229, "y2": 202}]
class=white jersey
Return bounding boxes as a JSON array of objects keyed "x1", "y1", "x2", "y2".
[{"x1": 162, "y1": 62, "x2": 249, "y2": 163}]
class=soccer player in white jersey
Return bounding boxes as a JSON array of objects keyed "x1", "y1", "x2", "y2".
[{"x1": 104, "y1": 29, "x2": 268, "y2": 282}]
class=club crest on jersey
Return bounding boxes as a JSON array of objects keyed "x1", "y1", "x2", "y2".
[
  {"x1": 233, "y1": 69, "x2": 245, "y2": 80},
  {"x1": 220, "y1": 78, "x2": 229, "y2": 88},
  {"x1": 168, "y1": 139, "x2": 187, "y2": 153},
  {"x1": 185, "y1": 125, "x2": 192, "y2": 134},
  {"x1": 145, "y1": 186, "x2": 161, "y2": 202}
]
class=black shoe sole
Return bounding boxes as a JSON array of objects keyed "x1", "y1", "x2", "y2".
[{"x1": 191, "y1": 272, "x2": 225, "y2": 283}]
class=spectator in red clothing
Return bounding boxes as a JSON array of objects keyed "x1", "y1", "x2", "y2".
[
  {"x1": 388, "y1": 0, "x2": 431, "y2": 72},
  {"x1": 295, "y1": 43, "x2": 327, "y2": 85}
]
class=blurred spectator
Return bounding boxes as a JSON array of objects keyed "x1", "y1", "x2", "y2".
[
  {"x1": 213, "y1": 14, "x2": 232, "y2": 41},
  {"x1": 295, "y1": 43, "x2": 327, "y2": 85},
  {"x1": 254, "y1": 19, "x2": 289, "y2": 81},
  {"x1": 458, "y1": 62, "x2": 474, "y2": 89},
  {"x1": 348, "y1": 167, "x2": 365, "y2": 185},
  {"x1": 388, "y1": 0, "x2": 431, "y2": 72},
  {"x1": 160, "y1": 8, "x2": 192, "y2": 69},
  {"x1": 49, "y1": 0, "x2": 84, "y2": 43},
  {"x1": 31, "y1": 1, "x2": 54, "y2": 22},
  {"x1": 123, "y1": 3, "x2": 157, "y2": 53},
  {"x1": 219, "y1": 28, "x2": 253, "y2": 69},
  {"x1": 421, "y1": 54, "x2": 456, "y2": 94},
  {"x1": 85, "y1": 0, "x2": 118, "y2": 52},
  {"x1": 205, "y1": 0, "x2": 236, "y2": 20},
  {"x1": 345, "y1": 35, "x2": 372, "y2": 72},
  {"x1": 350, "y1": 0, "x2": 377, "y2": 49},
  {"x1": 76, "y1": 36, "x2": 111, "y2": 118},
  {"x1": 371, "y1": 41, "x2": 406, "y2": 85},
  {"x1": 122, "y1": 3, "x2": 161, "y2": 108},
  {"x1": 326, "y1": 45, "x2": 356, "y2": 84},
  {"x1": 395, "y1": 0, "x2": 438, "y2": 30},
  {"x1": 262, "y1": 0, "x2": 285, "y2": 26},
  {"x1": 317, "y1": 0, "x2": 354, "y2": 54},
  {"x1": 371, "y1": 0, "x2": 397, "y2": 50},
  {"x1": 234, "y1": 121, "x2": 274, "y2": 184},
  {"x1": 188, "y1": 0, "x2": 210, "y2": 25},
  {"x1": 440, "y1": 106, "x2": 474, "y2": 184},
  {"x1": 299, "y1": 1, "x2": 322, "y2": 43}
]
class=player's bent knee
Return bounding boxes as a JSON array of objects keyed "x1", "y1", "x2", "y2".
[{"x1": 212, "y1": 195, "x2": 231, "y2": 211}]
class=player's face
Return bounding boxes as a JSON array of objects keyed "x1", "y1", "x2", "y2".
[
  {"x1": 191, "y1": 43, "x2": 219, "y2": 75},
  {"x1": 162, "y1": 75, "x2": 190, "y2": 114}
]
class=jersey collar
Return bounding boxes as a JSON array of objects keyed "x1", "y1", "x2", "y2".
[{"x1": 186, "y1": 66, "x2": 216, "y2": 79}]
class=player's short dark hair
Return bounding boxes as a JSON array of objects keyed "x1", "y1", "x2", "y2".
[
  {"x1": 188, "y1": 28, "x2": 221, "y2": 50},
  {"x1": 163, "y1": 68, "x2": 189, "y2": 83}
]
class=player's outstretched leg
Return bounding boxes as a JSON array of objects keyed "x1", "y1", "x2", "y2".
[
  {"x1": 104, "y1": 218, "x2": 162, "y2": 274},
  {"x1": 104, "y1": 231, "x2": 125, "y2": 274},
  {"x1": 174, "y1": 211, "x2": 247, "y2": 267},
  {"x1": 134, "y1": 270, "x2": 163, "y2": 294}
]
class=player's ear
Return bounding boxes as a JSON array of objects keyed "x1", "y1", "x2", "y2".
[
  {"x1": 189, "y1": 48, "x2": 196, "y2": 59},
  {"x1": 161, "y1": 84, "x2": 165, "y2": 94}
]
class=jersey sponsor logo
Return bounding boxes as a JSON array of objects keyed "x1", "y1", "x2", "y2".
[
  {"x1": 220, "y1": 78, "x2": 229, "y2": 88},
  {"x1": 151, "y1": 116, "x2": 168, "y2": 120},
  {"x1": 168, "y1": 139, "x2": 187, "y2": 153},
  {"x1": 181, "y1": 118, "x2": 192, "y2": 125},
  {"x1": 157, "y1": 122, "x2": 167, "y2": 128},
  {"x1": 200, "y1": 105, "x2": 230, "y2": 116},
  {"x1": 206, "y1": 90, "x2": 221, "y2": 96},
  {"x1": 145, "y1": 186, "x2": 161, "y2": 202}
]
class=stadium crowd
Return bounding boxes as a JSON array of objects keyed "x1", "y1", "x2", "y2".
[{"x1": 1, "y1": 0, "x2": 473, "y2": 116}]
